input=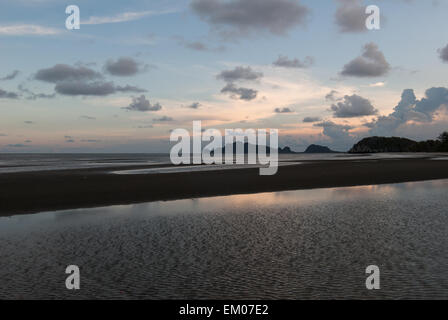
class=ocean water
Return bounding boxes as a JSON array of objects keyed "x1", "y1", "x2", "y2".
[
  {"x1": 0, "y1": 153, "x2": 169, "y2": 174},
  {"x1": 1, "y1": 180, "x2": 448, "y2": 299},
  {"x1": 0, "y1": 153, "x2": 445, "y2": 174}
]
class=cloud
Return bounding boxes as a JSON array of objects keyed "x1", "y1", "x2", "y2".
[
  {"x1": 0, "y1": 133, "x2": 7, "y2": 137},
  {"x1": 82, "y1": 10, "x2": 173, "y2": 25},
  {"x1": 369, "y1": 82, "x2": 385, "y2": 87},
  {"x1": 24, "y1": 121, "x2": 34, "y2": 124},
  {"x1": 153, "y1": 116, "x2": 174, "y2": 122},
  {"x1": 303, "y1": 116, "x2": 322, "y2": 123},
  {"x1": 341, "y1": 43, "x2": 390, "y2": 77},
  {"x1": 80, "y1": 115, "x2": 96, "y2": 120},
  {"x1": 187, "y1": 102, "x2": 201, "y2": 109},
  {"x1": 274, "y1": 107, "x2": 293, "y2": 113},
  {"x1": 0, "y1": 24, "x2": 61, "y2": 36},
  {"x1": 217, "y1": 66, "x2": 261, "y2": 100},
  {"x1": 137, "y1": 124, "x2": 154, "y2": 129},
  {"x1": 34, "y1": 63, "x2": 145, "y2": 97},
  {"x1": 0, "y1": 70, "x2": 19, "y2": 81},
  {"x1": 217, "y1": 66, "x2": 263, "y2": 82},
  {"x1": 325, "y1": 90, "x2": 341, "y2": 101},
  {"x1": 331, "y1": 94, "x2": 378, "y2": 118},
  {"x1": 18, "y1": 84, "x2": 55, "y2": 100},
  {"x1": 35, "y1": 64, "x2": 102, "y2": 83},
  {"x1": 191, "y1": 0, "x2": 309, "y2": 37},
  {"x1": 104, "y1": 57, "x2": 146, "y2": 77},
  {"x1": 221, "y1": 83, "x2": 258, "y2": 101},
  {"x1": 0, "y1": 88, "x2": 19, "y2": 99},
  {"x1": 184, "y1": 40, "x2": 208, "y2": 51},
  {"x1": 55, "y1": 81, "x2": 146, "y2": 96},
  {"x1": 273, "y1": 55, "x2": 314, "y2": 68},
  {"x1": 314, "y1": 120, "x2": 355, "y2": 150},
  {"x1": 124, "y1": 95, "x2": 162, "y2": 112},
  {"x1": 367, "y1": 87, "x2": 448, "y2": 136},
  {"x1": 335, "y1": 0, "x2": 367, "y2": 33},
  {"x1": 438, "y1": 44, "x2": 448, "y2": 63},
  {"x1": 175, "y1": 36, "x2": 225, "y2": 52}
]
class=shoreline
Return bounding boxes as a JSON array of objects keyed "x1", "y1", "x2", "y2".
[{"x1": 1, "y1": 158, "x2": 448, "y2": 217}]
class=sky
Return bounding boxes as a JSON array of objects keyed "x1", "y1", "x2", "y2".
[{"x1": 1, "y1": 0, "x2": 448, "y2": 152}]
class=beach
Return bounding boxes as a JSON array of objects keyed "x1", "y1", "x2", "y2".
[
  {"x1": 2, "y1": 154, "x2": 448, "y2": 299},
  {"x1": 2, "y1": 179, "x2": 448, "y2": 299},
  {"x1": 1, "y1": 156, "x2": 448, "y2": 216}
]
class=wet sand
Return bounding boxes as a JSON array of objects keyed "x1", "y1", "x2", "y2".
[{"x1": 1, "y1": 158, "x2": 448, "y2": 216}]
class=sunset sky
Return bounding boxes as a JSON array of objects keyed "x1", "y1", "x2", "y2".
[{"x1": 1, "y1": 0, "x2": 448, "y2": 152}]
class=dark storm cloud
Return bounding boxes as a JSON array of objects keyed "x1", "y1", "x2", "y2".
[
  {"x1": 303, "y1": 116, "x2": 322, "y2": 123},
  {"x1": 217, "y1": 66, "x2": 263, "y2": 82},
  {"x1": 191, "y1": 0, "x2": 309, "y2": 37},
  {"x1": 331, "y1": 94, "x2": 378, "y2": 118},
  {"x1": 341, "y1": 43, "x2": 390, "y2": 78},
  {"x1": 104, "y1": 57, "x2": 146, "y2": 76},
  {"x1": 274, "y1": 107, "x2": 293, "y2": 113},
  {"x1": 335, "y1": 0, "x2": 367, "y2": 33},
  {"x1": 0, "y1": 70, "x2": 20, "y2": 81},
  {"x1": 55, "y1": 81, "x2": 146, "y2": 96},
  {"x1": 35, "y1": 64, "x2": 102, "y2": 83},
  {"x1": 273, "y1": 55, "x2": 314, "y2": 68},
  {"x1": 0, "y1": 88, "x2": 19, "y2": 99},
  {"x1": 221, "y1": 83, "x2": 258, "y2": 101},
  {"x1": 438, "y1": 44, "x2": 448, "y2": 63},
  {"x1": 124, "y1": 95, "x2": 162, "y2": 112}
]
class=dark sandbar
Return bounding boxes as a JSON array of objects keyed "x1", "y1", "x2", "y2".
[{"x1": 1, "y1": 158, "x2": 448, "y2": 216}]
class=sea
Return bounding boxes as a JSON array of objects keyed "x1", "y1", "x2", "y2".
[{"x1": 0, "y1": 152, "x2": 445, "y2": 174}]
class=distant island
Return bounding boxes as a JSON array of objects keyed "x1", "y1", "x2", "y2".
[
  {"x1": 349, "y1": 132, "x2": 448, "y2": 153},
  {"x1": 218, "y1": 142, "x2": 297, "y2": 154},
  {"x1": 304, "y1": 144, "x2": 338, "y2": 153},
  {"x1": 218, "y1": 142, "x2": 339, "y2": 154}
]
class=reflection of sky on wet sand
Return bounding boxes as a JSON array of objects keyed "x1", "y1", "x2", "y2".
[
  {"x1": 2, "y1": 179, "x2": 448, "y2": 299},
  {"x1": 2, "y1": 179, "x2": 448, "y2": 232}
]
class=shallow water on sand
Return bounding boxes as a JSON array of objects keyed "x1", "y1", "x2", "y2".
[
  {"x1": 1, "y1": 180, "x2": 448, "y2": 299},
  {"x1": 1, "y1": 153, "x2": 446, "y2": 174}
]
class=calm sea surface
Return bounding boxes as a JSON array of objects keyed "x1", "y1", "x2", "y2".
[
  {"x1": 1, "y1": 179, "x2": 448, "y2": 299},
  {"x1": 0, "y1": 153, "x2": 445, "y2": 174}
]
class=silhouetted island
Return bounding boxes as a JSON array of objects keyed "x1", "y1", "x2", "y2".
[
  {"x1": 349, "y1": 132, "x2": 448, "y2": 153},
  {"x1": 304, "y1": 144, "x2": 338, "y2": 153},
  {"x1": 218, "y1": 142, "x2": 297, "y2": 154}
]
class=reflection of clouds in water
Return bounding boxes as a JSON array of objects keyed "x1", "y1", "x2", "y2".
[
  {"x1": 3, "y1": 179, "x2": 448, "y2": 232},
  {"x1": 2, "y1": 179, "x2": 448, "y2": 299}
]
